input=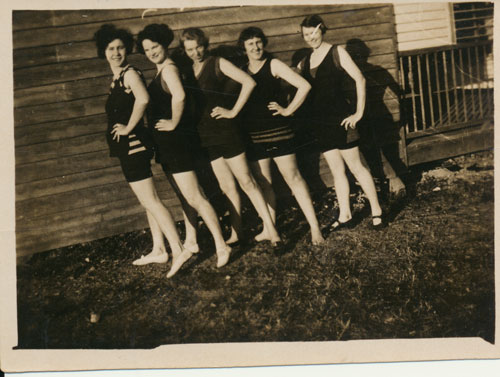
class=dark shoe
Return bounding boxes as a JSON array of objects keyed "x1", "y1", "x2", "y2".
[
  {"x1": 271, "y1": 240, "x2": 286, "y2": 255},
  {"x1": 331, "y1": 217, "x2": 355, "y2": 231}
]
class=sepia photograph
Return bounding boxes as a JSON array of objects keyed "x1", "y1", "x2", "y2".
[{"x1": 1, "y1": 0, "x2": 498, "y2": 373}]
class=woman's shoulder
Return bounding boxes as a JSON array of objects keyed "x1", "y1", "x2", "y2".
[
  {"x1": 123, "y1": 65, "x2": 143, "y2": 77},
  {"x1": 161, "y1": 59, "x2": 181, "y2": 75},
  {"x1": 269, "y1": 58, "x2": 289, "y2": 77},
  {"x1": 122, "y1": 65, "x2": 144, "y2": 80},
  {"x1": 122, "y1": 65, "x2": 145, "y2": 87}
]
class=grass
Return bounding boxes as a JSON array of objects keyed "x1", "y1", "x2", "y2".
[{"x1": 16, "y1": 152, "x2": 494, "y2": 348}]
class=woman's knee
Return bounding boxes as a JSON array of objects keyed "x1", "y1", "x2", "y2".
[
  {"x1": 283, "y1": 166, "x2": 304, "y2": 185},
  {"x1": 329, "y1": 162, "x2": 347, "y2": 181},
  {"x1": 138, "y1": 194, "x2": 163, "y2": 213},
  {"x1": 218, "y1": 179, "x2": 239, "y2": 199},
  {"x1": 253, "y1": 172, "x2": 272, "y2": 192},
  {"x1": 347, "y1": 158, "x2": 369, "y2": 177},
  {"x1": 237, "y1": 173, "x2": 258, "y2": 192},
  {"x1": 183, "y1": 188, "x2": 208, "y2": 209}
]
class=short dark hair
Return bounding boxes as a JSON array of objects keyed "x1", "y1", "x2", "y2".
[
  {"x1": 300, "y1": 15, "x2": 327, "y2": 35},
  {"x1": 237, "y1": 27, "x2": 268, "y2": 50},
  {"x1": 136, "y1": 23, "x2": 174, "y2": 54},
  {"x1": 180, "y1": 28, "x2": 209, "y2": 50},
  {"x1": 94, "y1": 24, "x2": 134, "y2": 59}
]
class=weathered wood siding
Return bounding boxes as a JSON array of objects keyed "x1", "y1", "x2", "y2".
[
  {"x1": 393, "y1": 2, "x2": 455, "y2": 51},
  {"x1": 14, "y1": 4, "x2": 399, "y2": 256}
]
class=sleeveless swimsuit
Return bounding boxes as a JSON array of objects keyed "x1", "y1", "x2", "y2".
[
  {"x1": 105, "y1": 65, "x2": 153, "y2": 182},
  {"x1": 240, "y1": 58, "x2": 297, "y2": 161},
  {"x1": 301, "y1": 45, "x2": 359, "y2": 151},
  {"x1": 105, "y1": 65, "x2": 153, "y2": 158},
  {"x1": 147, "y1": 63, "x2": 196, "y2": 173},
  {"x1": 189, "y1": 56, "x2": 245, "y2": 159}
]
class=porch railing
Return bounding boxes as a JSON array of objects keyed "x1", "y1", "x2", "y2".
[{"x1": 399, "y1": 40, "x2": 493, "y2": 139}]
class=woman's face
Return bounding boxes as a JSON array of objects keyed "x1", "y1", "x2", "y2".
[
  {"x1": 302, "y1": 26, "x2": 323, "y2": 49},
  {"x1": 142, "y1": 39, "x2": 167, "y2": 65},
  {"x1": 183, "y1": 39, "x2": 206, "y2": 63},
  {"x1": 105, "y1": 38, "x2": 127, "y2": 68},
  {"x1": 243, "y1": 37, "x2": 265, "y2": 61}
]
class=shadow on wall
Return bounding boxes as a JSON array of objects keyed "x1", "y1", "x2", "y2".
[
  {"x1": 168, "y1": 40, "x2": 411, "y2": 207},
  {"x1": 345, "y1": 38, "x2": 408, "y2": 185}
]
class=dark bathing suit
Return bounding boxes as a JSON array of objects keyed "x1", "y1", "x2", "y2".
[
  {"x1": 189, "y1": 55, "x2": 245, "y2": 161},
  {"x1": 241, "y1": 58, "x2": 296, "y2": 161},
  {"x1": 105, "y1": 65, "x2": 153, "y2": 182},
  {"x1": 301, "y1": 45, "x2": 360, "y2": 152},
  {"x1": 147, "y1": 63, "x2": 197, "y2": 174}
]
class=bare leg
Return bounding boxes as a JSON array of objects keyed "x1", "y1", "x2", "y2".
[
  {"x1": 164, "y1": 172, "x2": 198, "y2": 252},
  {"x1": 129, "y1": 178, "x2": 191, "y2": 276},
  {"x1": 341, "y1": 146, "x2": 383, "y2": 225},
  {"x1": 132, "y1": 210, "x2": 169, "y2": 265},
  {"x1": 225, "y1": 153, "x2": 281, "y2": 244},
  {"x1": 172, "y1": 171, "x2": 231, "y2": 266},
  {"x1": 211, "y1": 157, "x2": 243, "y2": 244},
  {"x1": 274, "y1": 154, "x2": 325, "y2": 245},
  {"x1": 181, "y1": 209, "x2": 199, "y2": 253},
  {"x1": 250, "y1": 158, "x2": 276, "y2": 242},
  {"x1": 323, "y1": 149, "x2": 352, "y2": 223}
]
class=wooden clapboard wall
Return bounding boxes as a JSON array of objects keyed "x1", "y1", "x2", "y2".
[
  {"x1": 14, "y1": 4, "x2": 399, "y2": 256},
  {"x1": 393, "y1": 2, "x2": 455, "y2": 51}
]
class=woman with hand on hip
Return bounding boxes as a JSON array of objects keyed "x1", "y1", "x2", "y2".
[
  {"x1": 137, "y1": 23, "x2": 231, "y2": 276},
  {"x1": 180, "y1": 28, "x2": 282, "y2": 247},
  {"x1": 298, "y1": 15, "x2": 384, "y2": 229},
  {"x1": 238, "y1": 27, "x2": 324, "y2": 245},
  {"x1": 94, "y1": 24, "x2": 187, "y2": 273}
]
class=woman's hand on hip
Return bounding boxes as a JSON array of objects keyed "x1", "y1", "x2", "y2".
[
  {"x1": 210, "y1": 106, "x2": 234, "y2": 119},
  {"x1": 155, "y1": 119, "x2": 177, "y2": 131},
  {"x1": 268, "y1": 102, "x2": 291, "y2": 117},
  {"x1": 341, "y1": 113, "x2": 362, "y2": 130},
  {"x1": 111, "y1": 123, "x2": 129, "y2": 142}
]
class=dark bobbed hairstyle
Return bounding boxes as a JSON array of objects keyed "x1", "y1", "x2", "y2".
[
  {"x1": 300, "y1": 14, "x2": 327, "y2": 35},
  {"x1": 180, "y1": 28, "x2": 209, "y2": 50},
  {"x1": 237, "y1": 26, "x2": 268, "y2": 50},
  {"x1": 94, "y1": 24, "x2": 134, "y2": 59},
  {"x1": 136, "y1": 23, "x2": 174, "y2": 54}
]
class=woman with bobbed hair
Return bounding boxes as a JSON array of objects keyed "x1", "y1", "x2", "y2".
[
  {"x1": 93, "y1": 24, "x2": 188, "y2": 274},
  {"x1": 136, "y1": 23, "x2": 231, "y2": 276},
  {"x1": 180, "y1": 27, "x2": 282, "y2": 247},
  {"x1": 237, "y1": 26, "x2": 324, "y2": 245},
  {"x1": 297, "y1": 15, "x2": 384, "y2": 229}
]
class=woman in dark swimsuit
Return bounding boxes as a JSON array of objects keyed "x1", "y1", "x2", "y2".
[
  {"x1": 136, "y1": 24, "x2": 231, "y2": 276},
  {"x1": 180, "y1": 28, "x2": 281, "y2": 246},
  {"x1": 94, "y1": 24, "x2": 186, "y2": 273},
  {"x1": 298, "y1": 15, "x2": 384, "y2": 229},
  {"x1": 238, "y1": 27, "x2": 324, "y2": 245}
]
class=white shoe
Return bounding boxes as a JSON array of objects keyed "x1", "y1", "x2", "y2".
[
  {"x1": 166, "y1": 249, "x2": 193, "y2": 278},
  {"x1": 132, "y1": 253, "x2": 168, "y2": 266}
]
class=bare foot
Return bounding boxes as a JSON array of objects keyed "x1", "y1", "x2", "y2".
[
  {"x1": 132, "y1": 250, "x2": 168, "y2": 266},
  {"x1": 254, "y1": 229, "x2": 269, "y2": 242},
  {"x1": 166, "y1": 249, "x2": 193, "y2": 278},
  {"x1": 183, "y1": 241, "x2": 199, "y2": 254},
  {"x1": 225, "y1": 229, "x2": 239, "y2": 245},
  {"x1": 216, "y1": 245, "x2": 232, "y2": 268},
  {"x1": 311, "y1": 230, "x2": 325, "y2": 245}
]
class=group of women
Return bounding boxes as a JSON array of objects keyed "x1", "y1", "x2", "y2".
[{"x1": 94, "y1": 14, "x2": 384, "y2": 278}]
